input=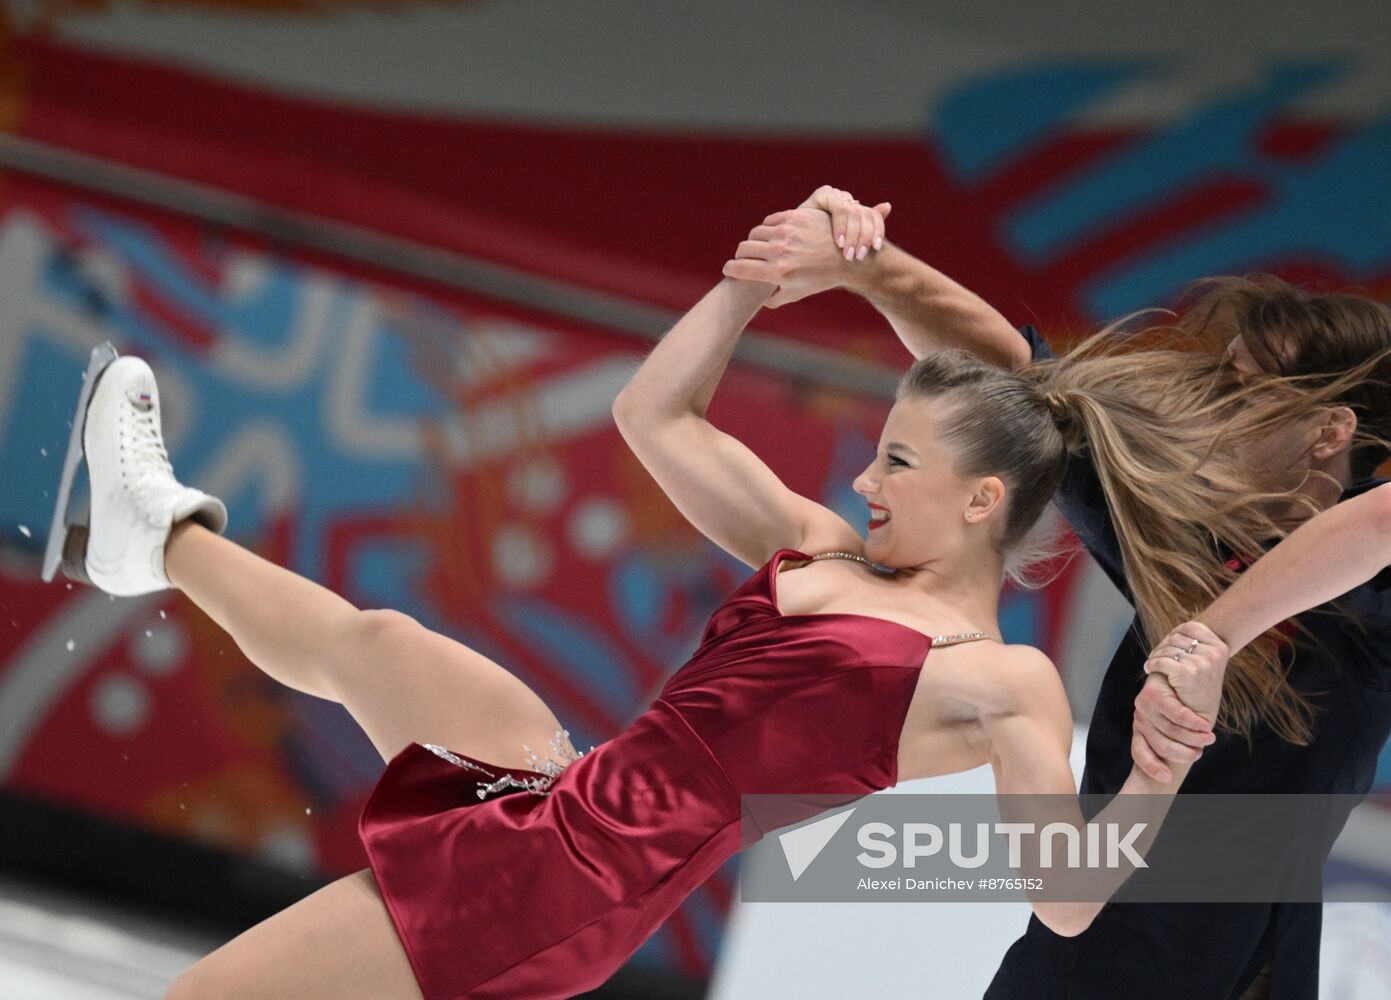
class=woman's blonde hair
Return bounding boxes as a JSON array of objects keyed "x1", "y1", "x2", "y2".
[{"x1": 898, "y1": 285, "x2": 1391, "y2": 746}]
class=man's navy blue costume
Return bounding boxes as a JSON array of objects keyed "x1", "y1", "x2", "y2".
[{"x1": 986, "y1": 326, "x2": 1391, "y2": 999}]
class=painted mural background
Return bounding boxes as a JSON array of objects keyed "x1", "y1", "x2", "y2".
[{"x1": 1, "y1": 2, "x2": 1389, "y2": 989}]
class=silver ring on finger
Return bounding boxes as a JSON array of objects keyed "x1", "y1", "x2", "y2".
[{"x1": 1169, "y1": 636, "x2": 1200, "y2": 661}]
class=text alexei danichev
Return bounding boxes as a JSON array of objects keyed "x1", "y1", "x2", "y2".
[{"x1": 856, "y1": 877, "x2": 1046, "y2": 891}]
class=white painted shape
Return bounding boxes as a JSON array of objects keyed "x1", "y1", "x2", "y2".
[
  {"x1": 221, "y1": 251, "x2": 272, "y2": 301},
  {"x1": 507, "y1": 455, "x2": 568, "y2": 515},
  {"x1": 130, "y1": 618, "x2": 186, "y2": 677},
  {"x1": 324, "y1": 298, "x2": 423, "y2": 459},
  {"x1": 209, "y1": 270, "x2": 332, "y2": 390},
  {"x1": 89, "y1": 673, "x2": 150, "y2": 736},
  {"x1": 257, "y1": 825, "x2": 318, "y2": 871},
  {"x1": 568, "y1": 495, "x2": 629, "y2": 559},
  {"x1": 439, "y1": 356, "x2": 636, "y2": 467},
  {"x1": 0, "y1": 591, "x2": 161, "y2": 775},
  {"x1": 491, "y1": 523, "x2": 552, "y2": 590},
  {"x1": 195, "y1": 421, "x2": 302, "y2": 516},
  {"x1": 455, "y1": 320, "x2": 558, "y2": 385},
  {"x1": 72, "y1": 245, "x2": 132, "y2": 311}
]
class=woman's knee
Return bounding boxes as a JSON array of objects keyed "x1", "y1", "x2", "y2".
[
  {"x1": 342, "y1": 609, "x2": 427, "y2": 670},
  {"x1": 353, "y1": 609, "x2": 423, "y2": 650},
  {"x1": 317, "y1": 609, "x2": 423, "y2": 701}
]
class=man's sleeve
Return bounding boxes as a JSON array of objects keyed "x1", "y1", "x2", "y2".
[
  {"x1": 1019, "y1": 325, "x2": 1134, "y2": 606},
  {"x1": 1346, "y1": 566, "x2": 1391, "y2": 629}
]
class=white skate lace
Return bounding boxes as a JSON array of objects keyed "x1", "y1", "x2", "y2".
[{"x1": 125, "y1": 401, "x2": 182, "y2": 516}]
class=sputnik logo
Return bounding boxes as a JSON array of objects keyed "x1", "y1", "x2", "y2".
[{"x1": 777, "y1": 807, "x2": 857, "y2": 881}]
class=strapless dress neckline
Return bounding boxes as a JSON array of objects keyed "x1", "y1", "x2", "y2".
[{"x1": 769, "y1": 548, "x2": 937, "y2": 650}]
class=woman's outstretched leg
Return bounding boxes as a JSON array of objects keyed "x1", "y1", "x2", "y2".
[
  {"x1": 162, "y1": 518, "x2": 579, "y2": 771},
  {"x1": 163, "y1": 519, "x2": 359, "y2": 701},
  {"x1": 165, "y1": 869, "x2": 421, "y2": 1000},
  {"x1": 68, "y1": 350, "x2": 578, "y2": 770}
]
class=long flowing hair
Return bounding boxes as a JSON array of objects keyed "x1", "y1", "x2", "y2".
[{"x1": 898, "y1": 280, "x2": 1391, "y2": 745}]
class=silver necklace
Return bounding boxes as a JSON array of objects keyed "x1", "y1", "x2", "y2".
[
  {"x1": 808, "y1": 551, "x2": 992, "y2": 646},
  {"x1": 810, "y1": 550, "x2": 896, "y2": 573}
]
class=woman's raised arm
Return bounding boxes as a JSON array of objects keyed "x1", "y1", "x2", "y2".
[
  {"x1": 612, "y1": 277, "x2": 861, "y2": 570},
  {"x1": 981, "y1": 634, "x2": 1227, "y2": 936}
]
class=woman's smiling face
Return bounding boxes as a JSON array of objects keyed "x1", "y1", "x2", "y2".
[{"x1": 852, "y1": 395, "x2": 1005, "y2": 566}]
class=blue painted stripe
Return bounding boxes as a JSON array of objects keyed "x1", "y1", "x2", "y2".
[
  {"x1": 935, "y1": 62, "x2": 1142, "y2": 181},
  {"x1": 1005, "y1": 61, "x2": 1340, "y2": 265}
]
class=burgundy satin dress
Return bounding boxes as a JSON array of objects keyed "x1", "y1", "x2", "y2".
[{"x1": 358, "y1": 548, "x2": 937, "y2": 999}]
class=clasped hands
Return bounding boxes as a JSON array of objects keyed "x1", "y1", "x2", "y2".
[
  {"x1": 722, "y1": 185, "x2": 892, "y2": 307},
  {"x1": 1134, "y1": 621, "x2": 1229, "y2": 783},
  {"x1": 725, "y1": 186, "x2": 1232, "y2": 781}
]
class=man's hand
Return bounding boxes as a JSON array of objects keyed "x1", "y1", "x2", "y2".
[
  {"x1": 721, "y1": 186, "x2": 890, "y2": 308},
  {"x1": 1132, "y1": 621, "x2": 1228, "y2": 781},
  {"x1": 1130, "y1": 673, "x2": 1217, "y2": 782}
]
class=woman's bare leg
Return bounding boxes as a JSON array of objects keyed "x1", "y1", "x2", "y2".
[
  {"x1": 162, "y1": 520, "x2": 578, "y2": 768},
  {"x1": 164, "y1": 870, "x2": 421, "y2": 1000}
]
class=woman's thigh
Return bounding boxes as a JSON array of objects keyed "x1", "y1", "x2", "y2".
[
  {"x1": 166, "y1": 869, "x2": 421, "y2": 1000},
  {"x1": 331, "y1": 609, "x2": 579, "y2": 770}
]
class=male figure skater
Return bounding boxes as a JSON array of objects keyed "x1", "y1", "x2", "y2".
[{"x1": 726, "y1": 189, "x2": 1391, "y2": 998}]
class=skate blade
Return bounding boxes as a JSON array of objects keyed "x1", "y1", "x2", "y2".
[{"x1": 41, "y1": 342, "x2": 120, "y2": 583}]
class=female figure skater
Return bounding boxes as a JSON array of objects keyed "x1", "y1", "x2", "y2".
[{"x1": 46, "y1": 216, "x2": 1382, "y2": 1000}]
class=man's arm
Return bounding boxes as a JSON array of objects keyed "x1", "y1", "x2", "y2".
[
  {"x1": 724, "y1": 201, "x2": 1027, "y2": 369},
  {"x1": 1132, "y1": 480, "x2": 1391, "y2": 778},
  {"x1": 1195, "y1": 481, "x2": 1391, "y2": 654},
  {"x1": 844, "y1": 243, "x2": 1031, "y2": 370}
]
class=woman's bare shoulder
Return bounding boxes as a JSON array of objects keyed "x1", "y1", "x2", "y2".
[{"x1": 959, "y1": 643, "x2": 1069, "y2": 721}]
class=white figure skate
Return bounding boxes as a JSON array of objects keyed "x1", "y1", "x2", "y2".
[{"x1": 42, "y1": 343, "x2": 227, "y2": 595}]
